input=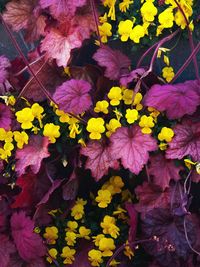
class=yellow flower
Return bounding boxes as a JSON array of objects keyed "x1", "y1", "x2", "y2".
[
  {"x1": 43, "y1": 226, "x2": 58, "y2": 244},
  {"x1": 16, "y1": 108, "x2": 34, "y2": 129},
  {"x1": 139, "y1": 115, "x2": 155, "y2": 134},
  {"x1": 174, "y1": 2, "x2": 193, "y2": 29},
  {"x1": 159, "y1": 142, "x2": 168, "y2": 151},
  {"x1": 95, "y1": 189, "x2": 112, "y2": 208},
  {"x1": 88, "y1": 249, "x2": 103, "y2": 267},
  {"x1": 68, "y1": 121, "x2": 81, "y2": 139},
  {"x1": 106, "y1": 118, "x2": 121, "y2": 138},
  {"x1": 76, "y1": 198, "x2": 87, "y2": 206},
  {"x1": 67, "y1": 221, "x2": 78, "y2": 232},
  {"x1": 99, "y1": 22, "x2": 112, "y2": 43},
  {"x1": 104, "y1": 0, "x2": 117, "y2": 20},
  {"x1": 133, "y1": 92, "x2": 143, "y2": 105},
  {"x1": 99, "y1": 237, "x2": 116, "y2": 256},
  {"x1": 43, "y1": 123, "x2": 60, "y2": 143},
  {"x1": 65, "y1": 231, "x2": 77, "y2": 246},
  {"x1": 0, "y1": 128, "x2": 13, "y2": 142},
  {"x1": 31, "y1": 103, "x2": 44, "y2": 118},
  {"x1": 118, "y1": 20, "x2": 134, "y2": 42},
  {"x1": 8, "y1": 95, "x2": 16, "y2": 106},
  {"x1": 13, "y1": 131, "x2": 29, "y2": 149},
  {"x1": 87, "y1": 118, "x2": 105, "y2": 140},
  {"x1": 162, "y1": 66, "x2": 175, "y2": 82},
  {"x1": 56, "y1": 109, "x2": 70, "y2": 123},
  {"x1": 47, "y1": 248, "x2": 58, "y2": 264},
  {"x1": 148, "y1": 107, "x2": 160, "y2": 118},
  {"x1": 125, "y1": 108, "x2": 138, "y2": 124},
  {"x1": 158, "y1": 8, "x2": 174, "y2": 28},
  {"x1": 108, "y1": 87, "x2": 122, "y2": 106},
  {"x1": 71, "y1": 204, "x2": 84, "y2": 220},
  {"x1": 109, "y1": 176, "x2": 124, "y2": 194},
  {"x1": 119, "y1": 0, "x2": 134, "y2": 12},
  {"x1": 100, "y1": 215, "x2": 120, "y2": 238},
  {"x1": 123, "y1": 89, "x2": 133, "y2": 105},
  {"x1": 158, "y1": 127, "x2": 174, "y2": 142},
  {"x1": 130, "y1": 25, "x2": 145, "y2": 43},
  {"x1": 141, "y1": 1, "x2": 158, "y2": 22},
  {"x1": 93, "y1": 234, "x2": 105, "y2": 246},
  {"x1": 124, "y1": 241, "x2": 134, "y2": 259},
  {"x1": 78, "y1": 226, "x2": 91, "y2": 240},
  {"x1": 61, "y1": 246, "x2": 76, "y2": 265},
  {"x1": 0, "y1": 142, "x2": 14, "y2": 160},
  {"x1": 94, "y1": 100, "x2": 109, "y2": 114},
  {"x1": 99, "y1": 13, "x2": 108, "y2": 24}
]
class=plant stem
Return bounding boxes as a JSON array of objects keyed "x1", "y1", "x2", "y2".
[
  {"x1": 184, "y1": 217, "x2": 200, "y2": 256},
  {"x1": 89, "y1": 0, "x2": 102, "y2": 46}
]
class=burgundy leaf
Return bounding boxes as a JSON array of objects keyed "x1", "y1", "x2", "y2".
[
  {"x1": 81, "y1": 141, "x2": 119, "y2": 181},
  {"x1": 15, "y1": 135, "x2": 50, "y2": 176},
  {"x1": 166, "y1": 120, "x2": 200, "y2": 161},
  {"x1": 134, "y1": 182, "x2": 170, "y2": 214},
  {"x1": 0, "y1": 103, "x2": 12, "y2": 130},
  {"x1": 110, "y1": 125, "x2": 157, "y2": 174},
  {"x1": 0, "y1": 56, "x2": 11, "y2": 84},
  {"x1": 71, "y1": 240, "x2": 93, "y2": 267},
  {"x1": 0, "y1": 234, "x2": 16, "y2": 267},
  {"x1": 120, "y1": 68, "x2": 145, "y2": 87},
  {"x1": 93, "y1": 46, "x2": 131, "y2": 80},
  {"x1": 142, "y1": 209, "x2": 197, "y2": 266},
  {"x1": 125, "y1": 202, "x2": 138, "y2": 243},
  {"x1": 149, "y1": 154, "x2": 182, "y2": 190},
  {"x1": 62, "y1": 171, "x2": 79, "y2": 200},
  {"x1": 11, "y1": 211, "x2": 46, "y2": 262},
  {"x1": 53, "y1": 79, "x2": 92, "y2": 114},
  {"x1": 144, "y1": 81, "x2": 200, "y2": 119}
]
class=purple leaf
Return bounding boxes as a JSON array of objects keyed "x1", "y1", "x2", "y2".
[
  {"x1": 144, "y1": 81, "x2": 200, "y2": 119},
  {"x1": 125, "y1": 202, "x2": 138, "y2": 243},
  {"x1": 0, "y1": 103, "x2": 12, "y2": 130},
  {"x1": 166, "y1": 120, "x2": 200, "y2": 161},
  {"x1": 149, "y1": 154, "x2": 182, "y2": 190},
  {"x1": 0, "y1": 56, "x2": 10, "y2": 84},
  {"x1": 11, "y1": 211, "x2": 46, "y2": 262},
  {"x1": 81, "y1": 141, "x2": 119, "y2": 181},
  {"x1": 15, "y1": 135, "x2": 50, "y2": 176},
  {"x1": 53, "y1": 79, "x2": 92, "y2": 114},
  {"x1": 93, "y1": 46, "x2": 131, "y2": 80},
  {"x1": 120, "y1": 68, "x2": 145, "y2": 87},
  {"x1": 0, "y1": 234, "x2": 16, "y2": 267},
  {"x1": 110, "y1": 125, "x2": 157, "y2": 174}
]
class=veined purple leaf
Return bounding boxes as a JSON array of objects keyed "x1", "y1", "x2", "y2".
[
  {"x1": 53, "y1": 79, "x2": 92, "y2": 114},
  {"x1": 0, "y1": 56, "x2": 11, "y2": 84}
]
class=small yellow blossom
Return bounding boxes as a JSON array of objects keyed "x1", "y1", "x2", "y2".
[
  {"x1": 71, "y1": 204, "x2": 85, "y2": 220},
  {"x1": 61, "y1": 246, "x2": 76, "y2": 265},
  {"x1": 95, "y1": 189, "x2": 112, "y2": 208},
  {"x1": 65, "y1": 231, "x2": 77, "y2": 246},
  {"x1": 99, "y1": 22, "x2": 112, "y2": 43},
  {"x1": 94, "y1": 100, "x2": 109, "y2": 114},
  {"x1": 108, "y1": 87, "x2": 122, "y2": 106},
  {"x1": 67, "y1": 221, "x2": 78, "y2": 232},
  {"x1": 47, "y1": 248, "x2": 58, "y2": 264},
  {"x1": 148, "y1": 107, "x2": 160, "y2": 118},
  {"x1": 0, "y1": 128, "x2": 13, "y2": 142},
  {"x1": 0, "y1": 142, "x2": 14, "y2": 160},
  {"x1": 124, "y1": 241, "x2": 134, "y2": 259},
  {"x1": 141, "y1": 1, "x2": 158, "y2": 22},
  {"x1": 158, "y1": 8, "x2": 174, "y2": 28},
  {"x1": 162, "y1": 66, "x2": 175, "y2": 82},
  {"x1": 133, "y1": 92, "x2": 143, "y2": 105},
  {"x1": 99, "y1": 13, "x2": 108, "y2": 24},
  {"x1": 99, "y1": 237, "x2": 116, "y2": 256},
  {"x1": 139, "y1": 115, "x2": 155, "y2": 134},
  {"x1": 87, "y1": 118, "x2": 105, "y2": 140},
  {"x1": 16, "y1": 108, "x2": 34, "y2": 129},
  {"x1": 43, "y1": 123, "x2": 60, "y2": 143},
  {"x1": 76, "y1": 198, "x2": 87, "y2": 206},
  {"x1": 123, "y1": 89, "x2": 134, "y2": 105},
  {"x1": 110, "y1": 176, "x2": 124, "y2": 193},
  {"x1": 159, "y1": 142, "x2": 168, "y2": 151},
  {"x1": 31, "y1": 103, "x2": 44, "y2": 119},
  {"x1": 130, "y1": 25, "x2": 145, "y2": 43},
  {"x1": 101, "y1": 215, "x2": 120, "y2": 238},
  {"x1": 56, "y1": 109, "x2": 70, "y2": 123},
  {"x1": 88, "y1": 249, "x2": 103, "y2": 267},
  {"x1": 43, "y1": 226, "x2": 58, "y2": 244},
  {"x1": 125, "y1": 108, "x2": 139, "y2": 124},
  {"x1": 13, "y1": 131, "x2": 29, "y2": 149},
  {"x1": 104, "y1": 0, "x2": 117, "y2": 20},
  {"x1": 78, "y1": 226, "x2": 91, "y2": 239},
  {"x1": 119, "y1": 0, "x2": 134, "y2": 12},
  {"x1": 106, "y1": 118, "x2": 121, "y2": 137},
  {"x1": 93, "y1": 234, "x2": 105, "y2": 246},
  {"x1": 118, "y1": 20, "x2": 134, "y2": 42},
  {"x1": 184, "y1": 158, "x2": 197, "y2": 170},
  {"x1": 158, "y1": 127, "x2": 174, "y2": 142}
]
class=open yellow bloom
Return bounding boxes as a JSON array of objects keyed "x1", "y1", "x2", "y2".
[
  {"x1": 61, "y1": 246, "x2": 76, "y2": 265},
  {"x1": 158, "y1": 127, "x2": 174, "y2": 142},
  {"x1": 16, "y1": 107, "x2": 34, "y2": 129},
  {"x1": 94, "y1": 100, "x2": 109, "y2": 114},
  {"x1": 125, "y1": 108, "x2": 138, "y2": 124},
  {"x1": 158, "y1": 8, "x2": 174, "y2": 28},
  {"x1": 118, "y1": 20, "x2": 134, "y2": 42},
  {"x1": 108, "y1": 87, "x2": 122, "y2": 106},
  {"x1": 130, "y1": 25, "x2": 145, "y2": 43},
  {"x1": 95, "y1": 189, "x2": 112, "y2": 208},
  {"x1": 43, "y1": 226, "x2": 58, "y2": 244},
  {"x1": 78, "y1": 226, "x2": 91, "y2": 240},
  {"x1": 13, "y1": 131, "x2": 29, "y2": 149},
  {"x1": 87, "y1": 118, "x2": 105, "y2": 140},
  {"x1": 162, "y1": 66, "x2": 175, "y2": 82},
  {"x1": 101, "y1": 215, "x2": 120, "y2": 238},
  {"x1": 106, "y1": 118, "x2": 121, "y2": 137},
  {"x1": 99, "y1": 237, "x2": 116, "y2": 256},
  {"x1": 88, "y1": 249, "x2": 103, "y2": 266},
  {"x1": 141, "y1": 1, "x2": 158, "y2": 22},
  {"x1": 47, "y1": 248, "x2": 58, "y2": 264},
  {"x1": 71, "y1": 203, "x2": 85, "y2": 220},
  {"x1": 99, "y1": 22, "x2": 112, "y2": 43},
  {"x1": 65, "y1": 231, "x2": 77, "y2": 246},
  {"x1": 43, "y1": 123, "x2": 60, "y2": 143},
  {"x1": 139, "y1": 115, "x2": 155, "y2": 134}
]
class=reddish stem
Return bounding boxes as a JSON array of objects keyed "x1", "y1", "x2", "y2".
[
  {"x1": 137, "y1": 41, "x2": 161, "y2": 68},
  {"x1": 89, "y1": 0, "x2": 102, "y2": 46},
  {"x1": 0, "y1": 14, "x2": 55, "y2": 104}
]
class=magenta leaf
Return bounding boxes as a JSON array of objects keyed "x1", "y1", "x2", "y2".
[
  {"x1": 15, "y1": 135, "x2": 50, "y2": 176},
  {"x1": 110, "y1": 125, "x2": 157, "y2": 174},
  {"x1": 191, "y1": 171, "x2": 200, "y2": 183},
  {"x1": 120, "y1": 68, "x2": 145, "y2": 87},
  {"x1": 149, "y1": 154, "x2": 182, "y2": 190},
  {"x1": 142, "y1": 208, "x2": 197, "y2": 266},
  {"x1": 166, "y1": 120, "x2": 200, "y2": 161},
  {"x1": 0, "y1": 234, "x2": 16, "y2": 267},
  {"x1": 53, "y1": 79, "x2": 92, "y2": 114},
  {"x1": 134, "y1": 182, "x2": 170, "y2": 214},
  {"x1": 11, "y1": 211, "x2": 46, "y2": 262},
  {"x1": 144, "y1": 81, "x2": 200, "y2": 119},
  {"x1": 0, "y1": 103, "x2": 12, "y2": 130},
  {"x1": 125, "y1": 202, "x2": 138, "y2": 243},
  {"x1": 93, "y1": 46, "x2": 131, "y2": 80},
  {"x1": 0, "y1": 55, "x2": 11, "y2": 84},
  {"x1": 81, "y1": 141, "x2": 119, "y2": 181}
]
